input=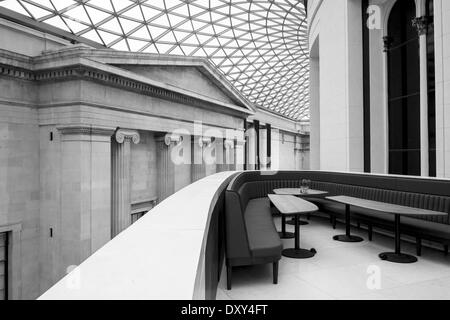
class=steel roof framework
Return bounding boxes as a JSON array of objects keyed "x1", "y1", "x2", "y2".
[{"x1": 0, "y1": 0, "x2": 309, "y2": 120}]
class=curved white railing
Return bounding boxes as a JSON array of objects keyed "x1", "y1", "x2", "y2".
[{"x1": 39, "y1": 171, "x2": 237, "y2": 300}]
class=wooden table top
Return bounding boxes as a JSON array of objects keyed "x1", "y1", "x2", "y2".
[
  {"x1": 273, "y1": 188, "x2": 329, "y2": 197},
  {"x1": 268, "y1": 194, "x2": 319, "y2": 215},
  {"x1": 326, "y1": 195, "x2": 448, "y2": 217}
]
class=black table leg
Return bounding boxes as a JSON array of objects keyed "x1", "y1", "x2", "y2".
[
  {"x1": 278, "y1": 216, "x2": 295, "y2": 239},
  {"x1": 282, "y1": 215, "x2": 316, "y2": 259},
  {"x1": 333, "y1": 204, "x2": 364, "y2": 243},
  {"x1": 379, "y1": 214, "x2": 418, "y2": 263}
]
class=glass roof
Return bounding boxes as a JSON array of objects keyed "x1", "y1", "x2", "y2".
[{"x1": 0, "y1": 0, "x2": 309, "y2": 121}]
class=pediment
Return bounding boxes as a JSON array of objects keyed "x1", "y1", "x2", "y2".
[{"x1": 115, "y1": 64, "x2": 238, "y2": 107}]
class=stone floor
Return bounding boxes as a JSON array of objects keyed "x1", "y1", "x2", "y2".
[{"x1": 217, "y1": 216, "x2": 450, "y2": 300}]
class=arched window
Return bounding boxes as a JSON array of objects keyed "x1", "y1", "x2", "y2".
[{"x1": 387, "y1": 0, "x2": 421, "y2": 176}]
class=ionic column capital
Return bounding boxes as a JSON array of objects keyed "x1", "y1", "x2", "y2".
[
  {"x1": 412, "y1": 16, "x2": 430, "y2": 36},
  {"x1": 224, "y1": 139, "x2": 235, "y2": 150},
  {"x1": 165, "y1": 133, "x2": 183, "y2": 146},
  {"x1": 115, "y1": 129, "x2": 140, "y2": 144},
  {"x1": 198, "y1": 136, "x2": 212, "y2": 148},
  {"x1": 235, "y1": 139, "x2": 246, "y2": 147}
]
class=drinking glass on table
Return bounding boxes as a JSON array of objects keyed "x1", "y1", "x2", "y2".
[{"x1": 301, "y1": 179, "x2": 310, "y2": 194}]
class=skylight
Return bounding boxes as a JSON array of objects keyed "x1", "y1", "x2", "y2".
[{"x1": 0, "y1": 0, "x2": 309, "y2": 121}]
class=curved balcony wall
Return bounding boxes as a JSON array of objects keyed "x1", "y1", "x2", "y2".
[{"x1": 39, "y1": 171, "x2": 237, "y2": 300}]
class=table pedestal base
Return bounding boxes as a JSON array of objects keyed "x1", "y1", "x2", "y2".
[
  {"x1": 379, "y1": 252, "x2": 418, "y2": 264},
  {"x1": 282, "y1": 248, "x2": 316, "y2": 259},
  {"x1": 287, "y1": 219, "x2": 309, "y2": 226},
  {"x1": 278, "y1": 232, "x2": 295, "y2": 239},
  {"x1": 333, "y1": 235, "x2": 364, "y2": 243}
]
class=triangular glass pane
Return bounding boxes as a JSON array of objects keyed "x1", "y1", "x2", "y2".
[
  {"x1": 140, "y1": 5, "x2": 162, "y2": 21},
  {"x1": 63, "y1": 17, "x2": 88, "y2": 33},
  {"x1": 82, "y1": 29, "x2": 103, "y2": 44},
  {"x1": 129, "y1": 25, "x2": 151, "y2": 40},
  {"x1": 169, "y1": 46, "x2": 184, "y2": 56},
  {"x1": 127, "y1": 38, "x2": 147, "y2": 51},
  {"x1": 118, "y1": 17, "x2": 141, "y2": 34},
  {"x1": 100, "y1": 17, "x2": 121, "y2": 33},
  {"x1": 86, "y1": 0, "x2": 113, "y2": 12},
  {"x1": 44, "y1": 15, "x2": 70, "y2": 32},
  {"x1": 156, "y1": 43, "x2": 175, "y2": 54},
  {"x1": 51, "y1": 0, "x2": 78, "y2": 11},
  {"x1": 97, "y1": 30, "x2": 120, "y2": 45},
  {"x1": 111, "y1": 0, "x2": 134, "y2": 13},
  {"x1": 111, "y1": 38, "x2": 129, "y2": 51},
  {"x1": 64, "y1": 5, "x2": 91, "y2": 24},
  {"x1": 21, "y1": 1, "x2": 52, "y2": 19},
  {"x1": 122, "y1": 5, "x2": 143, "y2": 20},
  {"x1": 85, "y1": 6, "x2": 111, "y2": 25},
  {"x1": 0, "y1": 0, "x2": 29, "y2": 16}
]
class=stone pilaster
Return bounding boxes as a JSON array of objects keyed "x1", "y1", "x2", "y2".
[
  {"x1": 56, "y1": 124, "x2": 115, "y2": 282},
  {"x1": 111, "y1": 129, "x2": 140, "y2": 237},
  {"x1": 413, "y1": 16, "x2": 431, "y2": 176},
  {"x1": 156, "y1": 133, "x2": 183, "y2": 201}
]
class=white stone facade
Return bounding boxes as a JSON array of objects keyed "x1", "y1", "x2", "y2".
[{"x1": 308, "y1": 0, "x2": 450, "y2": 177}]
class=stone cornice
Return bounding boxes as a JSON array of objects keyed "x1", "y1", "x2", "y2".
[
  {"x1": 0, "y1": 56, "x2": 253, "y2": 117},
  {"x1": 0, "y1": 63, "x2": 35, "y2": 81},
  {"x1": 115, "y1": 129, "x2": 140, "y2": 144},
  {"x1": 57, "y1": 124, "x2": 115, "y2": 136}
]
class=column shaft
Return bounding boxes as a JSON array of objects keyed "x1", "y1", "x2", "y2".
[
  {"x1": 191, "y1": 136, "x2": 206, "y2": 182},
  {"x1": 156, "y1": 133, "x2": 181, "y2": 201},
  {"x1": 419, "y1": 34, "x2": 429, "y2": 176},
  {"x1": 111, "y1": 129, "x2": 140, "y2": 237},
  {"x1": 111, "y1": 140, "x2": 131, "y2": 236}
]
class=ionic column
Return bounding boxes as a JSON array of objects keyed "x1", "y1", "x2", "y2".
[
  {"x1": 204, "y1": 138, "x2": 217, "y2": 176},
  {"x1": 413, "y1": 16, "x2": 430, "y2": 177},
  {"x1": 191, "y1": 136, "x2": 210, "y2": 182},
  {"x1": 223, "y1": 139, "x2": 235, "y2": 172},
  {"x1": 214, "y1": 138, "x2": 225, "y2": 173},
  {"x1": 156, "y1": 133, "x2": 183, "y2": 201},
  {"x1": 235, "y1": 139, "x2": 245, "y2": 170},
  {"x1": 247, "y1": 126, "x2": 256, "y2": 170},
  {"x1": 111, "y1": 129, "x2": 140, "y2": 237}
]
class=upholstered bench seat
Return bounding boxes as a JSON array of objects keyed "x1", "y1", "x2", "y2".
[
  {"x1": 225, "y1": 171, "x2": 450, "y2": 290},
  {"x1": 245, "y1": 198, "x2": 283, "y2": 258}
]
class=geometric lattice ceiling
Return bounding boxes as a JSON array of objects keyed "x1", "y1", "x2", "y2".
[{"x1": 0, "y1": 0, "x2": 309, "y2": 120}]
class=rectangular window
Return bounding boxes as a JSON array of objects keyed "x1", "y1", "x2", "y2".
[{"x1": 0, "y1": 232, "x2": 7, "y2": 300}]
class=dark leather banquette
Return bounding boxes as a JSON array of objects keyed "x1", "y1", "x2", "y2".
[{"x1": 224, "y1": 171, "x2": 450, "y2": 289}]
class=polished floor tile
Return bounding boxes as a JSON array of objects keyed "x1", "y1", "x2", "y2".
[{"x1": 218, "y1": 216, "x2": 450, "y2": 300}]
